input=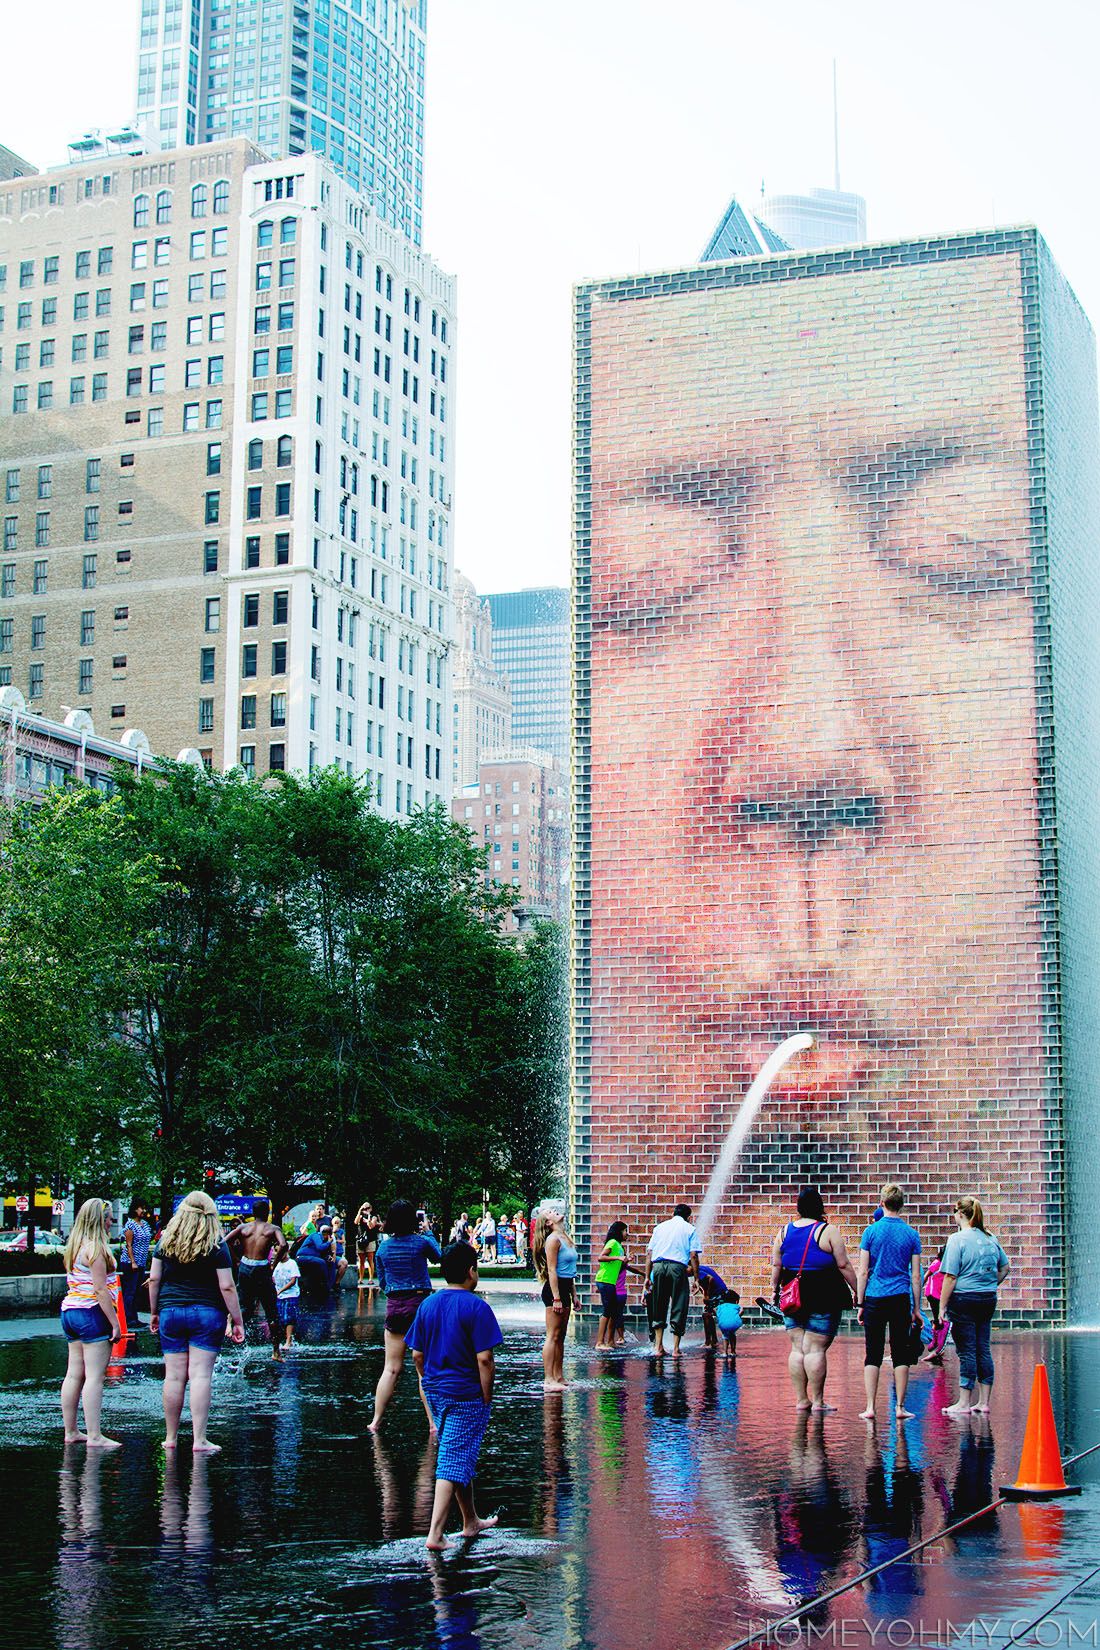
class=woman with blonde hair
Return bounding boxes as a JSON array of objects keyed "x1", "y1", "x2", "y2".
[
  {"x1": 533, "y1": 1205, "x2": 577, "y2": 1392},
  {"x1": 59, "y1": 1198, "x2": 123, "y2": 1447},
  {"x1": 148, "y1": 1190, "x2": 245, "y2": 1452},
  {"x1": 939, "y1": 1195, "x2": 1010, "y2": 1417}
]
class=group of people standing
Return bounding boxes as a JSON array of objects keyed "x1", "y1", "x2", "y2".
[{"x1": 772, "y1": 1184, "x2": 1010, "y2": 1419}]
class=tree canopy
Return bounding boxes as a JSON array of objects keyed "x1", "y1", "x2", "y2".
[{"x1": 0, "y1": 763, "x2": 567, "y2": 1242}]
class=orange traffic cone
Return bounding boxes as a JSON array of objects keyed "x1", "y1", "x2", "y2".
[
  {"x1": 108, "y1": 1275, "x2": 128, "y2": 1362},
  {"x1": 1003, "y1": 1363, "x2": 1082, "y2": 1500}
]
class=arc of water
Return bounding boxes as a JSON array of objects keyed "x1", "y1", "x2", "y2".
[{"x1": 695, "y1": 1033, "x2": 817, "y2": 1247}]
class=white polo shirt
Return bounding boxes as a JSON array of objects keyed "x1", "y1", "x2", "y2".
[{"x1": 647, "y1": 1216, "x2": 702, "y2": 1266}]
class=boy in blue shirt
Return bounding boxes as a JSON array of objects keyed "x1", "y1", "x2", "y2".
[{"x1": 407, "y1": 1241, "x2": 503, "y2": 1550}]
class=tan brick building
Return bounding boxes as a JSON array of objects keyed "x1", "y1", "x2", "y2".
[
  {"x1": 452, "y1": 748, "x2": 569, "y2": 932},
  {"x1": 0, "y1": 139, "x2": 454, "y2": 814}
]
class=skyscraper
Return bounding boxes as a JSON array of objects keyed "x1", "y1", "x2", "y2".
[
  {"x1": 761, "y1": 185, "x2": 867, "y2": 249},
  {"x1": 136, "y1": 0, "x2": 426, "y2": 246},
  {"x1": 0, "y1": 140, "x2": 455, "y2": 816},
  {"x1": 450, "y1": 571, "x2": 511, "y2": 789},
  {"x1": 485, "y1": 588, "x2": 570, "y2": 774},
  {"x1": 574, "y1": 227, "x2": 1100, "y2": 1322}
]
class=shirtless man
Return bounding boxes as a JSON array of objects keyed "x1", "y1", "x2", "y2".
[{"x1": 227, "y1": 1199, "x2": 288, "y2": 1361}]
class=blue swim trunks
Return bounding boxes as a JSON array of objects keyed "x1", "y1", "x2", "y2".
[{"x1": 426, "y1": 1394, "x2": 491, "y2": 1486}]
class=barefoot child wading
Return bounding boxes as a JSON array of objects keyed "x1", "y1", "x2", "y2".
[{"x1": 406, "y1": 1241, "x2": 502, "y2": 1551}]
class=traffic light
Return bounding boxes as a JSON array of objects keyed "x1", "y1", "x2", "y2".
[
  {"x1": 203, "y1": 1167, "x2": 216, "y2": 1195},
  {"x1": 50, "y1": 1172, "x2": 70, "y2": 1200}
]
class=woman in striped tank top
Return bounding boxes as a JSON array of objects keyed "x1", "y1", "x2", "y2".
[{"x1": 60, "y1": 1199, "x2": 123, "y2": 1448}]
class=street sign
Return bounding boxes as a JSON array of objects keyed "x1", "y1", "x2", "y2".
[
  {"x1": 53, "y1": 1201, "x2": 64, "y2": 1215},
  {"x1": 14, "y1": 1197, "x2": 28, "y2": 1212}
]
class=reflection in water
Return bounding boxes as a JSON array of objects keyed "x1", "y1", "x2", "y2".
[
  {"x1": 56, "y1": 1447, "x2": 111, "y2": 1650},
  {"x1": 1, "y1": 1320, "x2": 1096, "y2": 1647},
  {"x1": 373, "y1": 1430, "x2": 437, "y2": 1538},
  {"x1": 773, "y1": 1413, "x2": 857, "y2": 1622}
]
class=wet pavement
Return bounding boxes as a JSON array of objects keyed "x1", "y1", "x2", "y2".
[{"x1": 2, "y1": 1288, "x2": 1100, "y2": 1649}]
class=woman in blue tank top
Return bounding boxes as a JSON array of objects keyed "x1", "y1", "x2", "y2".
[{"x1": 769, "y1": 1187, "x2": 857, "y2": 1412}]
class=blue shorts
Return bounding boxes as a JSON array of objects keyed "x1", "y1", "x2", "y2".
[
  {"x1": 783, "y1": 1309, "x2": 840, "y2": 1338},
  {"x1": 427, "y1": 1394, "x2": 491, "y2": 1486},
  {"x1": 158, "y1": 1303, "x2": 227, "y2": 1354},
  {"x1": 277, "y1": 1298, "x2": 299, "y2": 1325},
  {"x1": 61, "y1": 1305, "x2": 113, "y2": 1344}
]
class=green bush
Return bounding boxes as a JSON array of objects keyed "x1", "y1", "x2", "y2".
[{"x1": 0, "y1": 1251, "x2": 66, "y2": 1277}]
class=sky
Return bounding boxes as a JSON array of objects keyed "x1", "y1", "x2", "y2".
[{"x1": 5, "y1": 0, "x2": 1100, "y2": 594}]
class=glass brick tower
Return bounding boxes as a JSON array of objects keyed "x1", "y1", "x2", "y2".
[{"x1": 136, "y1": 0, "x2": 426, "y2": 245}]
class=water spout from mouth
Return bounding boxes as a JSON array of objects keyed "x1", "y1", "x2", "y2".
[{"x1": 695, "y1": 1033, "x2": 817, "y2": 1248}]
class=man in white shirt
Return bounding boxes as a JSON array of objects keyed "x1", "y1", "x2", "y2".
[{"x1": 645, "y1": 1204, "x2": 702, "y2": 1355}]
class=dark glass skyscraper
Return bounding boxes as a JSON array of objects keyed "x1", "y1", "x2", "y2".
[{"x1": 486, "y1": 587, "x2": 570, "y2": 772}]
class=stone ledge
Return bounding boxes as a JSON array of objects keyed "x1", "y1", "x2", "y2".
[{"x1": 0, "y1": 1274, "x2": 67, "y2": 1315}]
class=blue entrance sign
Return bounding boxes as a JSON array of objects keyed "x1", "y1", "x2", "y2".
[{"x1": 171, "y1": 1193, "x2": 262, "y2": 1218}]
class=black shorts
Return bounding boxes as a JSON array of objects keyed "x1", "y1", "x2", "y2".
[{"x1": 542, "y1": 1279, "x2": 575, "y2": 1310}]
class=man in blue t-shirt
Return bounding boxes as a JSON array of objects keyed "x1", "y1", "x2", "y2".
[
  {"x1": 407, "y1": 1241, "x2": 503, "y2": 1550},
  {"x1": 856, "y1": 1183, "x2": 922, "y2": 1421}
]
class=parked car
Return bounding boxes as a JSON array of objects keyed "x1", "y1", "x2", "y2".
[{"x1": 0, "y1": 1228, "x2": 66, "y2": 1254}]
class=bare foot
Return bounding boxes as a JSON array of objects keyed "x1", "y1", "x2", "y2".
[
  {"x1": 192, "y1": 1440, "x2": 222, "y2": 1453},
  {"x1": 427, "y1": 1421, "x2": 438, "y2": 1436},
  {"x1": 272, "y1": 1349, "x2": 284, "y2": 1363},
  {"x1": 543, "y1": 1380, "x2": 567, "y2": 1392},
  {"x1": 942, "y1": 1402, "x2": 972, "y2": 1417},
  {"x1": 86, "y1": 1435, "x2": 122, "y2": 1449},
  {"x1": 460, "y1": 1513, "x2": 499, "y2": 1539},
  {"x1": 795, "y1": 1399, "x2": 813, "y2": 1411},
  {"x1": 858, "y1": 1408, "x2": 876, "y2": 1420},
  {"x1": 162, "y1": 1438, "x2": 178, "y2": 1450},
  {"x1": 425, "y1": 1535, "x2": 452, "y2": 1551},
  {"x1": 895, "y1": 1408, "x2": 915, "y2": 1419},
  {"x1": 64, "y1": 1431, "x2": 88, "y2": 1444},
  {"x1": 367, "y1": 1418, "x2": 381, "y2": 1435},
  {"x1": 811, "y1": 1401, "x2": 836, "y2": 1413},
  {"x1": 970, "y1": 1403, "x2": 990, "y2": 1414}
]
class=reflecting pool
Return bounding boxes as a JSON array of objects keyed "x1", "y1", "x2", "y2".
[{"x1": 2, "y1": 1290, "x2": 1100, "y2": 1649}]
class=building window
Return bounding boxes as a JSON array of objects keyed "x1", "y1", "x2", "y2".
[
  {"x1": 147, "y1": 407, "x2": 164, "y2": 436},
  {"x1": 252, "y1": 393, "x2": 268, "y2": 420},
  {"x1": 270, "y1": 691, "x2": 286, "y2": 727},
  {"x1": 192, "y1": 184, "x2": 207, "y2": 218},
  {"x1": 213, "y1": 180, "x2": 229, "y2": 214},
  {"x1": 205, "y1": 492, "x2": 220, "y2": 524},
  {"x1": 275, "y1": 482, "x2": 291, "y2": 516},
  {"x1": 80, "y1": 611, "x2": 95, "y2": 646},
  {"x1": 248, "y1": 438, "x2": 263, "y2": 470},
  {"x1": 1, "y1": 562, "x2": 14, "y2": 596},
  {"x1": 241, "y1": 644, "x2": 258, "y2": 678},
  {"x1": 246, "y1": 486, "x2": 262, "y2": 520},
  {"x1": 92, "y1": 373, "x2": 107, "y2": 401},
  {"x1": 79, "y1": 658, "x2": 93, "y2": 694},
  {"x1": 253, "y1": 348, "x2": 270, "y2": 377},
  {"x1": 205, "y1": 596, "x2": 220, "y2": 632},
  {"x1": 273, "y1": 590, "x2": 288, "y2": 625},
  {"x1": 82, "y1": 553, "x2": 97, "y2": 589},
  {"x1": 133, "y1": 194, "x2": 149, "y2": 227},
  {"x1": 243, "y1": 593, "x2": 259, "y2": 627},
  {"x1": 200, "y1": 647, "x2": 215, "y2": 683},
  {"x1": 204, "y1": 540, "x2": 219, "y2": 574},
  {"x1": 86, "y1": 458, "x2": 101, "y2": 493},
  {"x1": 29, "y1": 664, "x2": 43, "y2": 699},
  {"x1": 199, "y1": 697, "x2": 214, "y2": 733},
  {"x1": 272, "y1": 640, "x2": 287, "y2": 675},
  {"x1": 84, "y1": 506, "x2": 99, "y2": 541},
  {"x1": 275, "y1": 533, "x2": 290, "y2": 565},
  {"x1": 206, "y1": 442, "x2": 222, "y2": 476},
  {"x1": 206, "y1": 400, "x2": 222, "y2": 428},
  {"x1": 33, "y1": 555, "x2": 48, "y2": 588},
  {"x1": 245, "y1": 536, "x2": 260, "y2": 569},
  {"x1": 268, "y1": 743, "x2": 285, "y2": 772},
  {"x1": 0, "y1": 619, "x2": 11, "y2": 653},
  {"x1": 274, "y1": 389, "x2": 292, "y2": 418},
  {"x1": 35, "y1": 515, "x2": 49, "y2": 549},
  {"x1": 240, "y1": 695, "x2": 257, "y2": 729},
  {"x1": 38, "y1": 382, "x2": 54, "y2": 409},
  {"x1": 156, "y1": 189, "x2": 171, "y2": 225},
  {"x1": 183, "y1": 402, "x2": 200, "y2": 431},
  {"x1": 239, "y1": 745, "x2": 256, "y2": 778}
]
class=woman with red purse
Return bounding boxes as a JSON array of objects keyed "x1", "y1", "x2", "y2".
[{"x1": 770, "y1": 1188, "x2": 857, "y2": 1412}]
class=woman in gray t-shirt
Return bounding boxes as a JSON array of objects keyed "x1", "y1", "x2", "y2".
[{"x1": 939, "y1": 1195, "x2": 1010, "y2": 1417}]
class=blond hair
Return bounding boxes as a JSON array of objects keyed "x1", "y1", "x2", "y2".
[
  {"x1": 954, "y1": 1195, "x2": 986, "y2": 1232},
  {"x1": 159, "y1": 1190, "x2": 225, "y2": 1264},
  {"x1": 532, "y1": 1209, "x2": 557, "y2": 1282},
  {"x1": 881, "y1": 1183, "x2": 904, "y2": 1212},
  {"x1": 64, "y1": 1198, "x2": 116, "y2": 1273}
]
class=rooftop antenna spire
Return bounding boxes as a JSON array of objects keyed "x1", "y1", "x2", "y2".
[{"x1": 833, "y1": 58, "x2": 841, "y2": 192}]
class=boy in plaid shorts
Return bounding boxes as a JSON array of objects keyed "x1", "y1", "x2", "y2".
[{"x1": 407, "y1": 1241, "x2": 503, "y2": 1550}]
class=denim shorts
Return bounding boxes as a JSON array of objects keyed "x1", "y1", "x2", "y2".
[
  {"x1": 783, "y1": 1309, "x2": 840, "y2": 1337},
  {"x1": 61, "y1": 1304, "x2": 113, "y2": 1344},
  {"x1": 158, "y1": 1303, "x2": 227, "y2": 1354}
]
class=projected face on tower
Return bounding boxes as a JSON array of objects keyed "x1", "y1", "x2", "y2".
[{"x1": 583, "y1": 253, "x2": 1042, "y2": 1234}]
